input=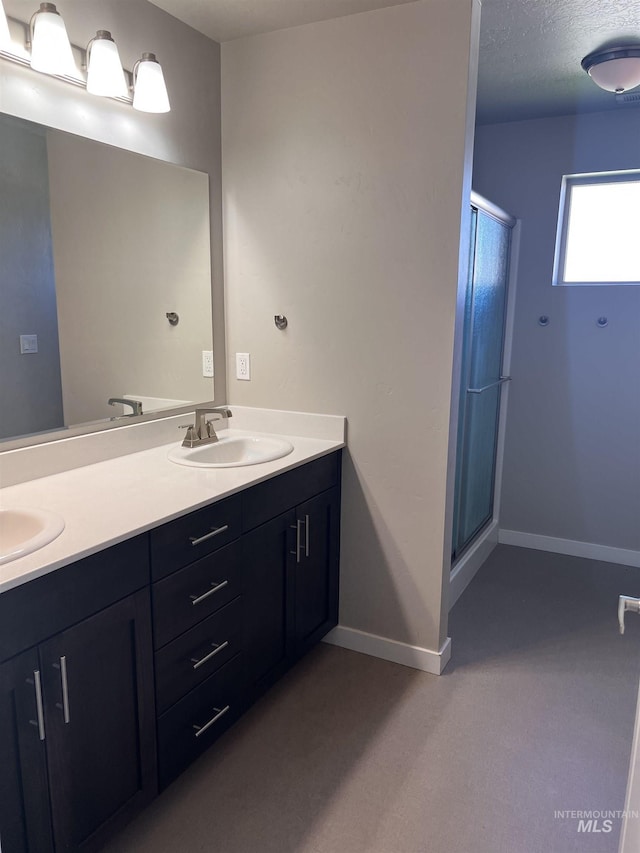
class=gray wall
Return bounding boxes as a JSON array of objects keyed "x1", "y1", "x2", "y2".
[
  {"x1": 0, "y1": 117, "x2": 63, "y2": 439},
  {"x1": 0, "y1": 0, "x2": 226, "y2": 406},
  {"x1": 47, "y1": 133, "x2": 212, "y2": 425},
  {"x1": 473, "y1": 109, "x2": 640, "y2": 552},
  {"x1": 222, "y1": 0, "x2": 480, "y2": 655}
]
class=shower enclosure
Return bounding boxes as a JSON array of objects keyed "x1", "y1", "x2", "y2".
[{"x1": 452, "y1": 194, "x2": 515, "y2": 562}]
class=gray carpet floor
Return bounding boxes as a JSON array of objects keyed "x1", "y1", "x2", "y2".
[{"x1": 103, "y1": 545, "x2": 640, "y2": 853}]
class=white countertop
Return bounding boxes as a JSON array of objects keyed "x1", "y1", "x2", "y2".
[{"x1": 0, "y1": 412, "x2": 345, "y2": 595}]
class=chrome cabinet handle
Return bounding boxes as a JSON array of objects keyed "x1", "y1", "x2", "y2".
[
  {"x1": 53, "y1": 656, "x2": 71, "y2": 724},
  {"x1": 189, "y1": 524, "x2": 229, "y2": 546},
  {"x1": 28, "y1": 670, "x2": 46, "y2": 741},
  {"x1": 60, "y1": 656, "x2": 71, "y2": 724},
  {"x1": 467, "y1": 376, "x2": 511, "y2": 394},
  {"x1": 290, "y1": 519, "x2": 303, "y2": 563},
  {"x1": 192, "y1": 705, "x2": 230, "y2": 738},
  {"x1": 191, "y1": 640, "x2": 229, "y2": 670},
  {"x1": 304, "y1": 514, "x2": 310, "y2": 558},
  {"x1": 190, "y1": 579, "x2": 229, "y2": 606}
]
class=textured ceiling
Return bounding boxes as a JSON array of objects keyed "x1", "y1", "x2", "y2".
[
  {"x1": 477, "y1": 0, "x2": 640, "y2": 123},
  {"x1": 149, "y1": 0, "x2": 640, "y2": 123}
]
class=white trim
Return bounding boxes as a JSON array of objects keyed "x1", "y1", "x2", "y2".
[
  {"x1": 493, "y1": 221, "x2": 520, "y2": 524},
  {"x1": 470, "y1": 190, "x2": 515, "y2": 227},
  {"x1": 620, "y1": 680, "x2": 640, "y2": 853},
  {"x1": 450, "y1": 519, "x2": 498, "y2": 608},
  {"x1": 498, "y1": 529, "x2": 640, "y2": 568},
  {"x1": 323, "y1": 627, "x2": 452, "y2": 675}
]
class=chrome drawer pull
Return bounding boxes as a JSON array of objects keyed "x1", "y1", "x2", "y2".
[
  {"x1": 290, "y1": 519, "x2": 303, "y2": 563},
  {"x1": 193, "y1": 705, "x2": 230, "y2": 738},
  {"x1": 189, "y1": 524, "x2": 229, "y2": 546},
  {"x1": 28, "y1": 670, "x2": 46, "y2": 741},
  {"x1": 191, "y1": 640, "x2": 229, "y2": 670},
  {"x1": 190, "y1": 580, "x2": 229, "y2": 606}
]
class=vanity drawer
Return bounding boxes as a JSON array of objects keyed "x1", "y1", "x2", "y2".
[
  {"x1": 155, "y1": 597, "x2": 243, "y2": 714},
  {"x1": 152, "y1": 540, "x2": 242, "y2": 648},
  {"x1": 241, "y1": 452, "x2": 340, "y2": 532},
  {"x1": 157, "y1": 653, "x2": 245, "y2": 789},
  {"x1": 150, "y1": 493, "x2": 242, "y2": 581}
]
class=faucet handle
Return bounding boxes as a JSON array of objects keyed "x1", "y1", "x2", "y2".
[{"x1": 179, "y1": 424, "x2": 198, "y2": 447}]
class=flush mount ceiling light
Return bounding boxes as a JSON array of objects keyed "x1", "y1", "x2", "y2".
[
  {"x1": 86, "y1": 30, "x2": 127, "y2": 98},
  {"x1": 132, "y1": 52, "x2": 170, "y2": 113},
  {"x1": 0, "y1": 3, "x2": 170, "y2": 112},
  {"x1": 29, "y1": 2, "x2": 75, "y2": 76},
  {"x1": 581, "y1": 46, "x2": 640, "y2": 94}
]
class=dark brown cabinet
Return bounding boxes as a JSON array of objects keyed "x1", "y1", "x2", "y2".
[
  {"x1": 243, "y1": 510, "x2": 296, "y2": 695},
  {"x1": 0, "y1": 450, "x2": 342, "y2": 850},
  {"x1": 0, "y1": 539, "x2": 156, "y2": 853},
  {"x1": 0, "y1": 649, "x2": 54, "y2": 853},
  {"x1": 292, "y1": 486, "x2": 340, "y2": 656},
  {"x1": 40, "y1": 592, "x2": 156, "y2": 852},
  {"x1": 243, "y1": 454, "x2": 342, "y2": 701}
]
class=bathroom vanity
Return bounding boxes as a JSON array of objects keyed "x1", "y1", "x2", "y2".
[{"x1": 0, "y1": 414, "x2": 344, "y2": 853}]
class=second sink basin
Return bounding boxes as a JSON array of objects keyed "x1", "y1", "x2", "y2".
[
  {"x1": 168, "y1": 434, "x2": 294, "y2": 468},
  {"x1": 0, "y1": 507, "x2": 65, "y2": 565}
]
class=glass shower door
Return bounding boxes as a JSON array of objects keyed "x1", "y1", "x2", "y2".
[{"x1": 452, "y1": 205, "x2": 512, "y2": 561}]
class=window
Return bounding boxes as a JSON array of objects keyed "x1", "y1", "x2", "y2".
[{"x1": 553, "y1": 170, "x2": 640, "y2": 286}]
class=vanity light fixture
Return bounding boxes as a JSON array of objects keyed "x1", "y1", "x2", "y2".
[
  {"x1": 0, "y1": 0, "x2": 11, "y2": 49},
  {"x1": 581, "y1": 45, "x2": 640, "y2": 94},
  {"x1": 0, "y1": 3, "x2": 171, "y2": 113},
  {"x1": 132, "y1": 52, "x2": 170, "y2": 113},
  {"x1": 86, "y1": 30, "x2": 127, "y2": 98},
  {"x1": 29, "y1": 2, "x2": 75, "y2": 76}
]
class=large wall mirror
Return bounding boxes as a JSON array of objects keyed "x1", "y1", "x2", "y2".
[{"x1": 0, "y1": 112, "x2": 214, "y2": 446}]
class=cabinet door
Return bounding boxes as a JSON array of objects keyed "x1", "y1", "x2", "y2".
[
  {"x1": 243, "y1": 510, "x2": 295, "y2": 696},
  {"x1": 293, "y1": 486, "x2": 340, "y2": 655},
  {"x1": 0, "y1": 649, "x2": 54, "y2": 853},
  {"x1": 40, "y1": 590, "x2": 156, "y2": 853}
]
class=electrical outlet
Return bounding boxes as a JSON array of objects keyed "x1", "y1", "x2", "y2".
[
  {"x1": 236, "y1": 352, "x2": 251, "y2": 381},
  {"x1": 202, "y1": 350, "x2": 214, "y2": 378}
]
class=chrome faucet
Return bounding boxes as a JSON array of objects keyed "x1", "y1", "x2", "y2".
[
  {"x1": 108, "y1": 397, "x2": 143, "y2": 417},
  {"x1": 181, "y1": 407, "x2": 232, "y2": 448}
]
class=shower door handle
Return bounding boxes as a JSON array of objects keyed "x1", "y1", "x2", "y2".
[{"x1": 467, "y1": 376, "x2": 511, "y2": 394}]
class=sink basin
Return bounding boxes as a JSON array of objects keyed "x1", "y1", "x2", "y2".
[
  {"x1": 0, "y1": 508, "x2": 65, "y2": 566},
  {"x1": 168, "y1": 435, "x2": 294, "y2": 468}
]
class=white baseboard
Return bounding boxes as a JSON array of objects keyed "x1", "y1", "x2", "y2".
[
  {"x1": 620, "y1": 680, "x2": 640, "y2": 853},
  {"x1": 323, "y1": 626, "x2": 451, "y2": 675},
  {"x1": 498, "y1": 529, "x2": 640, "y2": 568},
  {"x1": 449, "y1": 519, "x2": 499, "y2": 609}
]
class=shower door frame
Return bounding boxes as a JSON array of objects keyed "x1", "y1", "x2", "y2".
[{"x1": 449, "y1": 192, "x2": 520, "y2": 608}]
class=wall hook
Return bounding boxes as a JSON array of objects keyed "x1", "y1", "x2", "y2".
[
  {"x1": 166, "y1": 312, "x2": 179, "y2": 326},
  {"x1": 596, "y1": 316, "x2": 608, "y2": 328},
  {"x1": 538, "y1": 315, "x2": 550, "y2": 327},
  {"x1": 274, "y1": 314, "x2": 288, "y2": 330}
]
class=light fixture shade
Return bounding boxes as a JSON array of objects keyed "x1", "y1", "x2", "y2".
[
  {"x1": 30, "y1": 3, "x2": 76, "y2": 76},
  {"x1": 582, "y1": 46, "x2": 640, "y2": 94},
  {"x1": 133, "y1": 52, "x2": 170, "y2": 113},
  {"x1": 86, "y1": 30, "x2": 127, "y2": 98},
  {"x1": 0, "y1": 0, "x2": 11, "y2": 49}
]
